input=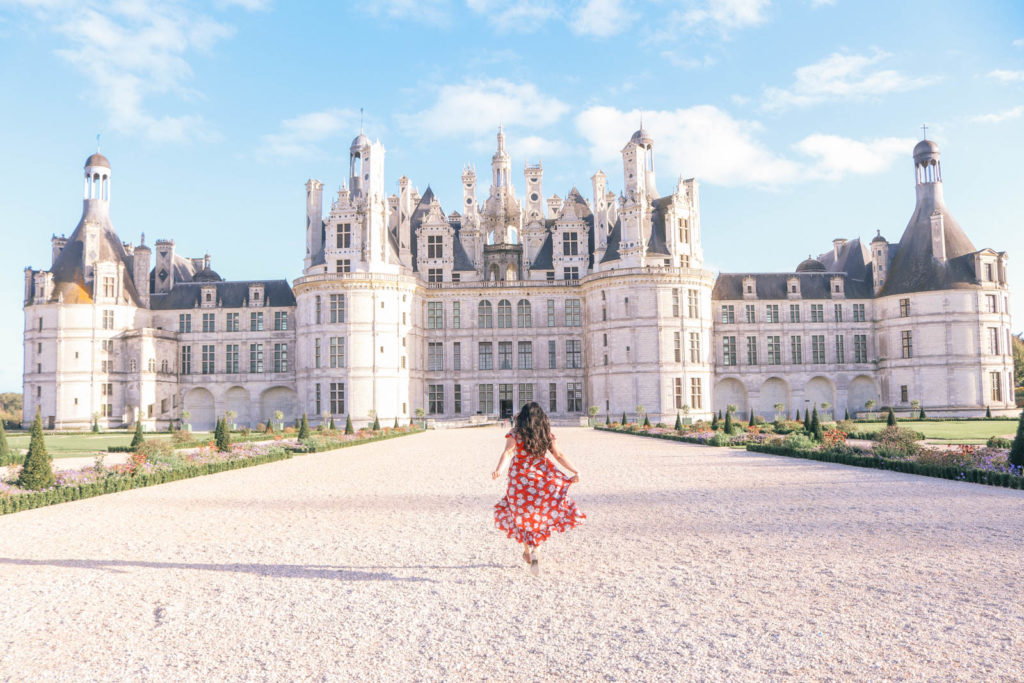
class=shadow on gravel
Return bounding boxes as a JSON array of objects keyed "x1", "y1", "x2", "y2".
[{"x1": 0, "y1": 557, "x2": 435, "y2": 582}]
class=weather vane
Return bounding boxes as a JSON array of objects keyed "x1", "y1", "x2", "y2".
[{"x1": 921, "y1": 123, "x2": 928, "y2": 139}]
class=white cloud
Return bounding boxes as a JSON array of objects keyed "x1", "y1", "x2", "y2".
[
  {"x1": 810, "y1": 0, "x2": 835, "y2": 6},
  {"x1": 571, "y1": 0, "x2": 632, "y2": 37},
  {"x1": 762, "y1": 49, "x2": 939, "y2": 110},
  {"x1": 575, "y1": 105, "x2": 911, "y2": 186},
  {"x1": 970, "y1": 105, "x2": 1024, "y2": 124},
  {"x1": 1013, "y1": 38, "x2": 1023, "y2": 48},
  {"x1": 216, "y1": 0, "x2": 271, "y2": 10},
  {"x1": 514, "y1": 135, "x2": 571, "y2": 160},
  {"x1": 660, "y1": 51, "x2": 716, "y2": 69},
  {"x1": 682, "y1": 0, "x2": 771, "y2": 31},
  {"x1": 466, "y1": 0, "x2": 559, "y2": 32},
  {"x1": 360, "y1": 0, "x2": 451, "y2": 26},
  {"x1": 397, "y1": 79, "x2": 569, "y2": 138},
  {"x1": 987, "y1": 69, "x2": 1024, "y2": 83},
  {"x1": 258, "y1": 109, "x2": 363, "y2": 160}
]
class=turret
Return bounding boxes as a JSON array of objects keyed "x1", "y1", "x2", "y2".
[
  {"x1": 154, "y1": 239, "x2": 176, "y2": 294},
  {"x1": 133, "y1": 234, "x2": 151, "y2": 308},
  {"x1": 591, "y1": 170, "x2": 608, "y2": 265},
  {"x1": 524, "y1": 162, "x2": 544, "y2": 222},
  {"x1": 462, "y1": 165, "x2": 477, "y2": 218},
  {"x1": 871, "y1": 231, "x2": 888, "y2": 294},
  {"x1": 491, "y1": 126, "x2": 511, "y2": 191},
  {"x1": 305, "y1": 179, "x2": 323, "y2": 271},
  {"x1": 51, "y1": 235, "x2": 68, "y2": 266}
]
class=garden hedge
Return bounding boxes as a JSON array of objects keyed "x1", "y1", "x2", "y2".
[{"x1": 293, "y1": 427, "x2": 425, "y2": 453}]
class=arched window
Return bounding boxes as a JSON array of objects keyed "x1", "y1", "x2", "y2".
[
  {"x1": 478, "y1": 301, "x2": 493, "y2": 328},
  {"x1": 497, "y1": 300, "x2": 512, "y2": 328},
  {"x1": 505, "y1": 264, "x2": 517, "y2": 281},
  {"x1": 161, "y1": 359, "x2": 169, "y2": 373},
  {"x1": 517, "y1": 300, "x2": 532, "y2": 328},
  {"x1": 147, "y1": 358, "x2": 156, "y2": 372},
  {"x1": 489, "y1": 263, "x2": 500, "y2": 280}
]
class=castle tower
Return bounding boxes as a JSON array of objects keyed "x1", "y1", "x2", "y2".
[
  {"x1": 81, "y1": 152, "x2": 112, "y2": 282},
  {"x1": 304, "y1": 179, "x2": 324, "y2": 272},
  {"x1": 491, "y1": 126, "x2": 511, "y2": 194},
  {"x1": 618, "y1": 128, "x2": 657, "y2": 267},
  {"x1": 591, "y1": 170, "x2": 608, "y2": 266}
]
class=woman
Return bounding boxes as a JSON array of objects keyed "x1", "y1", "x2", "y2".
[{"x1": 492, "y1": 402, "x2": 585, "y2": 576}]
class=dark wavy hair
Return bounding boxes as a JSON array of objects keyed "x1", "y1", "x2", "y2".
[{"x1": 514, "y1": 402, "x2": 552, "y2": 458}]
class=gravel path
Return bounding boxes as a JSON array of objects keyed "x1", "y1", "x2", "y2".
[{"x1": 1, "y1": 426, "x2": 1022, "y2": 682}]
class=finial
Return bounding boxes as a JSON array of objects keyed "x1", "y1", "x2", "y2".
[
  {"x1": 360, "y1": 108, "x2": 364, "y2": 134},
  {"x1": 639, "y1": 109, "x2": 643, "y2": 129},
  {"x1": 96, "y1": 133, "x2": 100, "y2": 153},
  {"x1": 920, "y1": 123, "x2": 928, "y2": 140},
  {"x1": 140, "y1": 232, "x2": 145, "y2": 246}
]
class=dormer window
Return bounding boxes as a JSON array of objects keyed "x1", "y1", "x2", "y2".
[
  {"x1": 985, "y1": 263, "x2": 993, "y2": 281},
  {"x1": 787, "y1": 277, "x2": 801, "y2": 298},
  {"x1": 248, "y1": 283, "x2": 265, "y2": 307},
  {"x1": 742, "y1": 276, "x2": 756, "y2": 299}
]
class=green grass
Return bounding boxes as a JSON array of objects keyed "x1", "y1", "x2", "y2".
[
  {"x1": 4, "y1": 432, "x2": 212, "y2": 459},
  {"x1": 847, "y1": 420, "x2": 1017, "y2": 443}
]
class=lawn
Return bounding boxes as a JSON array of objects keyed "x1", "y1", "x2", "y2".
[
  {"x1": 4, "y1": 432, "x2": 213, "y2": 459},
  {"x1": 850, "y1": 420, "x2": 1018, "y2": 444}
]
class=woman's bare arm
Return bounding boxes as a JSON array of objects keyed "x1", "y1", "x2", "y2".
[
  {"x1": 491, "y1": 436, "x2": 517, "y2": 480},
  {"x1": 549, "y1": 441, "x2": 580, "y2": 482}
]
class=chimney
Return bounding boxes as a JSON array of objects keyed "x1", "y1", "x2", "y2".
[
  {"x1": 929, "y1": 210, "x2": 946, "y2": 262},
  {"x1": 133, "y1": 235, "x2": 151, "y2": 308},
  {"x1": 51, "y1": 234, "x2": 68, "y2": 266},
  {"x1": 832, "y1": 238, "x2": 847, "y2": 261}
]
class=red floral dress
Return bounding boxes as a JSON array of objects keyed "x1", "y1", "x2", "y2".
[{"x1": 494, "y1": 431, "x2": 586, "y2": 546}]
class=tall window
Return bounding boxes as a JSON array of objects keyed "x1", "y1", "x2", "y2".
[
  {"x1": 273, "y1": 311, "x2": 287, "y2": 330},
  {"x1": 674, "y1": 378, "x2": 684, "y2": 409},
  {"x1": 835, "y1": 335, "x2": 845, "y2": 363},
  {"x1": 453, "y1": 342, "x2": 462, "y2": 371},
  {"x1": 567, "y1": 383, "x2": 583, "y2": 412},
  {"x1": 854, "y1": 334, "x2": 868, "y2": 363},
  {"x1": 180, "y1": 346, "x2": 192, "y2": 375},
  {"x1": 721, "y1": 305, "x2": 735, "y2": 324},
  {"x1": 834, "y1": 304, "x2": 843, "y2": 323},
  {"x1": 329, "y1": 294, "x2": 345, "y2": 323},
  {"x1": 565, "y1": 299, "x2": 582, "y2": 327},
  {"x1": 478, "y1": 342, "x2": 493, "y2": 370},
  {"x1": 315, "y1": 296, "x2": 322, "y2": 324},
  {"x1": 479, "y1": 384, "x2": 494, "y2": 414},
  {"x1": 991, "y1": 372, "x2": 1003, "y2": 402},
  {"x1": 330, "y1": 382, "x2": 345, "y2": 414},
  {"x1": 428, "y1": 342, "x2": 444, "y2": 371},
  {"x1": 746, "y1": 336, "x2": 757, "y2": 365},
  {"x1": 673, "y1": 332, "x2": 681, "y2": 363},
  {"x1": 901, "y1": 330, "x2": 913, "y2": 359},
  {"x1": 548, "y1": 383, "x2": 557, "y2": 413},
  {"x1": 789, "y1": 304, "x2": 800, "y2": 323},
  {"x1": 790, "y1": 335, "x2": 802, "y2": 364},
  {"x1": 427, "y1": 301, "x2": 444, "y2": 329},
  {"x1": 811, "y1": 335, "x2": 826, "y2": 364},
  {"x1": 517, "y1": 300, "x2": 532, "y2": 328},
  {"x1": 679, "y1": 218, "x2": 690, "y2": 243},
  {"x1": 547, "y1": 300, "x2": 556, "y2": 327},
  {"x1": 498, "y1": 341, "x2": 513, "y2": 369},
  {"x1": 811, "y1": 304, "x2": 824, "y2": 323},
  {"x1": 314, "y1": 338, "x2": 321, "y2": 368},
  {"x1": 329, "y1": 337, "x2": 345, "y2": 368},
  {"x1": 273, "y1": 343, "x2": 288, "y2": 372},
  {"x1": 672, "y1": 289, "x2": 680, "y2": 317},
  {"x1": 249, "y1": 343, "x2": 263, "y2": 373},
  {"x1": 497, "y1": 300, "x2": 512, "y2": 328},
  {"x1": 688, "y1": 332, "x2": 701, "y2": 363},
  {"x1": 687, "y1": 289, "x2": 699, "y2": 318},
  {"x1": 226, "y1": 312, "x2": 239, "y2": 331},
  {"x1": 428, "y1": 268, "x2": 443, "y2": 283},
  {"x1": 745, "y1": 304, "x2": 756, "y2": 323},
  {"x1": 102, "y1": 310, "x2": 114, "y2": 330},
  {"x1": 548, "y1": 340, "x2": 557, "y2": 369},
  {"x1": 518, "y1": 341, "x2": 533, "y2": 369},
  {"x1": 454, "y1": 384, "x2": 462, "y2": 414},
  {"x1": 563, "y1": 232, "x2": 579, "y2": 255},
  {"x1": 428, "y1": 385, "x2": 444, "y2": 414},
  {"x1": 518, "y1": 383, "x2": 534, "y2": 408},
  {"x1": 337, "y1": 223, "x2": 351, "y2": 248},
  {"x1": 986, "y1": 294, "x2": 997, "y2": 313},
  {"x1": 201, "y1": 345, "x2": 215, "y2": 374},
  {"x1": 452, "y1": 302, "x2": 461, "y2": 328},
  {"x1": 566, "y1": 339, "x2": 582, "y2": 369},
  {"x1": 690, "y1": 378, "x2": 702, "y2": 410},
  {"x1": 315, "y1": 384, "x2": 321, "y2": 415},
  {"x1": 427, "y1": 235, "x2": 443, "y2": 258},
  {"x1": 250, "y1": 312, "x2": 263, "y2": 331},
  {"x1": 766, "y1": 304, "x2": 779, "y2": 323},
  {"x1": 202, "y1": 313, "x2": 215, "y2": 332},
  {"x1": 179, "y1": 313, "x2": 191, "y2": 333},
  {"x1": 478, "y1": 301, "x2": 493, "y2": 328},
  {"x1": 226, "y1": 344, "x2": 239, "y2": 373},
  {"x1": 901, "y1": 385, "x2": 909, "y2": 403},
  {"x1": 722, "y1": 336, "x2": 737, "y2": 366},
  {"x1": 899, "y1": 298, "x2": 910, "y2": 317},
  {"x1": 853, "y1": 303, "x2": 866, "y2": 322},
  {"x1": 102, "y1": 276, "x2": 115, "y2": 298},
  {"x1": 988, "y1": 328, "x2": 999, "y2": 355},
  {"x1": 563, "y1": 266, "x2": 579, "y2": 281}
]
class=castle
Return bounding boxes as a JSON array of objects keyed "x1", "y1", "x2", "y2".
[{"x1": 21, "y1": 128, "x2": 1016, "y2": 430}]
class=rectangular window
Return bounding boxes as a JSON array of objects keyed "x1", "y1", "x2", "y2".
[
  {"x1": 854, "y1": 334, "x2": 868, "y2": 363},
  {"x1": 547, "y1": 300, "x2": 556, "y2": 327},
  {"x1": 746, "y1": 336, "x2": 757, "y2": 365},
  {"x1": 454, "y1": 384, "x2": 462, "y2": 414},
  {"x1": 250, "y1": 312, "x2": 263, "y2": 331},
  {"x1": 226, "y1": 312, "x2": 239, "y2": 331},
  {"x1": 672, "y1": 289, "x2": 680, "y2": 317},
  {"x1": 766, "y1": 304, "x2": 779, "y2": 323},
  {"x1": 745, "y1": 304, "x2": 756, "y2": 323},
  {"x1": 315, "y1": 384, "x2": 321, "y2": 415},
  {"x1": 790, "y1": 335, "x2": 803, "y2": 364},
  {"x1": 202, "y1": 313, "x2": 215, "y2": 332},
  {"x1": 329, "y1": 382, "x2": 345, "y2": 414},
  {"x1": 427, "y1": 342, "x2": 444, "y2": 371},
  {"x1": 834, "y1": 304, "x2": 843, "y2": 322},
  {"x1": 427, "y1": 235, "x2": 443, "y2": 259},
  {"x1": 452, "y1": 301, "x2": 461, "y2": 329},
  {"x1": 690, "y1": 378, "x2": 702, "y2": 410},
  {"x1": 811, "y1": 304, "x2": 824, "y2": 323},
  {"x1": 565, "y1": 299, "x2": 581, "y2": 327},
  {"x1": 901, "y1": 385, "x2": 909, "y2": 403},
  {"x1": 566, "y1": 339, "x2": 582, "y2": 369},
  {"x1": 179, "y1": 313, "x2": 191, "y2": 333},
  {"x1": 453, "y1": 342, "x2": 462, "y2": 371},
  {"x1": 986, "y1": 294, "x2": 997, "y2": 313},
  {"x1": 790, "y1": 304, "x2": 800, "y2": 323},
  {"x1": 853, "y1": 303, "x2": 866, "y2": 322},
  {"x1": 674, "y1": 378, "x2": 684, "y2": 409},
  {"x1": 274, "y1": 311, "x2": 288, "y2": 331},
  {"x1": 811, "y1": 335, "x2": 826, "y2": 364},
  {"x1": 497, "y1": 341, "x2": 513, "y2": 370},
  {"x1": 315, "y1": 296, "x2": 322, "y2": 325},
  {"x1": 225, "y1": 344, "x2": 239, "y2": 373},
  {"x1": 329, "y1": 294, "x2": 345, "y2": 323},
  {"x1": 478, "y1": 342, "x2": 493, "y2": 370},
  {"x1": 273, "y1": 343, "x2": 288, "y2": 372},
  {"x1": 336, "y1": 259, "x2": 351, "y2": 273},
  {"x1": 102, "y1": 276, "x2": 115, "y2": 298},
  {"x1": 563, "y1": 232, "x2": 579, "y2": 255},
  {"x1": 517, "y1": 300, "x2": 532, "y2": 328},
  {"x1": 985, "y1": 263, "x2": 993, "y2": 281},
  {"x1": 329, "y1": 337, "x2": 345, "y2": 368},
  {"x1": 180, "y1": 346, "x2": 192, "y2": 375},
  {"x1": 479, "y1": 384, "x2": 494, "y2": 414},
  {"x1": 722, "y1": 336, "x2": 737, "y2": 366},
  {"x1": 901, "y1": 330, "x2": 913, "y2": 359},
  {"x1": 899, "y1": 298, "x2": 910, "y2": 317},
  {"x1": 428, "y1": 384, "x2": 444, "y2": 414},
  {"x1": 835, "y1": 335, "x2": 845, "y2": 363},
  {"x1": 497, "y1": 301, "x2": 512, "y2": 328},
  {"x1": 549, "y1": 383, "x2": 557, "y2": 413},
  {"x1": 102, "y1": 310, "x2": 114, "y2": 330},
  {"x1": 314, "y1": 338, "x2": 321, "y2": 368},
  {"x1": 989, "y1": 328, "x2": 999, "y2": 355},
  {"x1": 563, "y1": 266, "x2": 579, "y2": 281},
  {"x1": 428, "y1": 268, "x2": 443, "y2": 283},
  {"x1": 337, "y1": 223, "x2": 351, "y2": 248},
  {"x1": 721, "y1": 305, "x2": 735, "y2": 324},
  {"x1": 689, "y1": 332, "x2": 701, "y2": 363},
  {"x1": 991, "y1": 371, "x2": 1003, "y2": 402},
  {"x1": 201, "y1": 344, "x2": 215, "y2": 374},
  {"x1": 518, "y1": 341, "x2": 533, "y2": 369},
  {"x1": 517, "y1": 383, "x2": 534, "y2": 408},
  {"x1": 249, "y1": 343, "x2": 263, "y2": 373},
  {"x1": 548, "y1": 340, "x2": 557, "y2": 369},
  {"x1": 427, "y1": 301, "x2": 444, "y2": 329},
  {"x1": 567, "y1": 382, "x2": 583, "y2": 412},
  {"x1": 687, "y1": 289, "x2": 699, "y2": 318},
  {"x1": 673, "y1": 332, "x2": 682, "y2": 363}
]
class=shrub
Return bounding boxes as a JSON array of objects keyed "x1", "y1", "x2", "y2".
[
  {"x1": 674, "y1": 413, "x2": 682, "y2": 431},
  {"x1": 711, "y1": 413, "x2": 719, "y2": 430},
  {"x1": 773, "y1": 419, "x2": 803, "y2": 435},
  {"x1": 621, "y1": 411, "x2": 627, "y2": 426},
  {"x1": 264, "y1": 419, "x2": 274, "y2": 434},
  {"x1": 345, "y1": 414, "x2": 353, "y2": 435},
  {"x1": 886, "y1": 408, "x2": 897, "y2": 427},
  {"x1": 18, "y1": 412, "x2": 54, "y2": 490},
  {"x1": 394, "y1": 416, "x2": 399, "y2": 429},
  {"x1": 803, "y1": 410, "x2": 812, "y2": 434},
  {"x1": 299, "y1": 414, "x2": 310, "y2": 440},
  {"x1": 844, "y1": 409, "x2": 851, "y2": 421},
  {"x1": 810, "y1": 407, "x2": 823, "y2": 442},
  {"x1": 136, "y1": 439, "x2": 178, "y2": 466},
  {"x1": 724, "y1": 410, "x2": 734, "y2": 434},
  {"x1": 171, "y1": 429, "x2": 193, "y2": 445},
  {"x1": 0, "y1": 421, "x2": 14, "y2": 466},
  {"x1": 987, "y1": 436, "x2": 1012, "y2": 449},
  {"x1": 130, "y1": 420, "x2": 145, "y2": 451},
  {"x1": 606, "y1": 414, "x2": 611, "y2": 426},
  {"x1": 874, "y1": 425, "x2": 921, "y2": 459},
  {"x1": 372, "y1": 415, "x2": 381, "y2": 431},
  {"x1": 836, "y1": 420, "x2": 856, "y2": 435},
  {"x1": 709, "y1": 432, "x2": 731, "y2": 447},
  {"x1": 215, "y1": 417, "x2": 231, "y2": 452},
  {"x1": 1010, "y1": 410, "x2": 1024, "y2": 469},
  {"x1": 329, "y1": 416, "x2": 336, "y2": 431},
  {"x1": 783, "y1": 433, "x2": 816, "y2": 450},
  {"x1": 919, "y1": 408, "x2": 926, "y2": 419},
  {"x1": 643, "y1": 414, "x2": 651, "y2": 428}
]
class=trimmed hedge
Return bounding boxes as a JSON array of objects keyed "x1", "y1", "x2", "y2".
[
  {"x1": 295, "y1": 427, "x2": 425, "y2": 453},
  {"x1": 594, "y1": 425, "x2": 727, "y2": 447},
  {"x1": 747, "y1": 442, "x2": 1024, "y2": 490},
  {"x1": 1, "y1": 449, "x2": 293, "y2": 516}
]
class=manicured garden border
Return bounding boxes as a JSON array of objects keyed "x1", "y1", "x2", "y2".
[
  {"x1": 593, "y1": 425, "x2": 739, "y2": 447},
  {"x1": 292, "y1": 427, "x2": 425, "y2": 453},
  {"x1": 746, "y1": 442, "x2": 1024, "y2": 490}
]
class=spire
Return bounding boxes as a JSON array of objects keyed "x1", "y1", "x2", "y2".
[{"x1": 496, "y1": 125, "x2": 506, "y2": 155}]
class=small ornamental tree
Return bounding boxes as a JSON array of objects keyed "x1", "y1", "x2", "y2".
[
  {"x1": 803, "y1": 409, "x2": 812, "y2": 434},
  {"x1": 844, "y1": 408, "x2": 851, "y2": 421},
  {"x1": 298, "y1": 413, "x2": 310, "y2": 440},
  {"x1": 773, "y1": 403, "x2": 785, "y2": 421},
  {"x1": 986, "y1": 406, "x2": 992, "y2": 418},
  {"x1": 264, "y1": 417, "x2": 274, "y2": 434},
  {"x1": 724, "y1": 409, "x2": 733, "y2": 435},
  {"x1": 795, "y1": 409, "x2": 801, "y2": 423},
  {"x1": 621, "y1": 411, "x2": 627, "y2": 426},
  {"x1": 394, "y1": 416, "x2": 399, "y2": 429},
  {"x1": 345, "y1": 414, "x2": 354, "y2": 435},
  {"x1": 811, "y1": 407, "x2": 824, "y2": 442},
  {"x1": 643, "y1": 414, "x2": 651, "y2": 428},
  {"x1": 372, "y1": 414, "x2": 381, "y2": 431},
  {"x1": 130, "y1": 419, "x2": 145, "y2": 451},
  {"x1": 274, "y1": 410, "x2": 284, "y2": 430},
  {"x1": 919, "y1": 408, "x2": 926, "y2": 419},
  {"x1": 864, "y1": 399, "x2": 876, "y2": 413},
  {"x1": 711, "y1": 412, "x2": 719, "y2": 430},
  {"x1": 674, "y1": 413, "x2": 682, "y2": 431},
  {"x1": 91, "y1": 414, "x2": 100, "y2": 433},
  {"x1": 0, "y1": 421, "x2": 13, "y2": 466},
  {"x1": 605, "y1": 413, "x2": 611, "y2": 426},
  {"x1": 216, "y1": 417, "x2": 232, "y2": 452},
  {"x1": 886, "y1": 407, "x2": 897, "y2": 427},
  {"x1": 748, "y1": 407, "x2": 755, "y2": 428},
  {"x1": 1008, "y1": 410, "x2": 1024, "y2": 469},
  {"x1": 19, "y1": 411, "x2": 54, "y2": 490}
]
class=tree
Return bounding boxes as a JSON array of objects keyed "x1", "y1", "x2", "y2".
[
  {"x1": 621, "y1": 411, "x2": 627, "y2": 426},
  {"x1": 886, "y1": 407, "x2": 897, "y2": 427},
  {"x1": 130, "y1": 419, "x2": 145, "y2": 451},
  {"x1": 264, "y1": 417, "x2": 274, "y2": 434},
  {"x1": 1009, "y1": 410, "x2": 1024, "y2": 469},
  {"x1": 226, "y1": 410, "x2": 237, "y2": 428},
  {"x1": 215, "y1": 416, "x2": 231, "y2": 452},
  {"x1": 724, "y1": 408, "x2": 733, "y2": 435},
  {"x1": 748, "y1": 406, "x2": 755, "y2": 428},
  {"x1": 820, "y1": 402, "x2": 831, "y2": 420},
  {"x1": 329, "y1": 416, "x2": 336, "y2": 430},
  {"x1": 803, "y1": 409, "x2": 812, "y2": 433},
  {"x1": 298, "y1": 413, "x2": 310, "y2": 440},
  {"x1": 372, "y1": 414, "x2": 381, "y2": 431},
  {"x1": 606, "y1": 413, "x2": 611, "y2": 426},
  {"x1": 844, "y1": 408, "x2": 851, "y2": 421},
  {"x1": 674, "y1": 413, "x2": 682, "y2": 431},
  {"x1": 394, "y1": 416, "x2": 399, "y2": 429},
  {"x1": 91, "y1": 413, "x2": 100, "y2": 433},
  {"x1": 773, "y1": 402, "x2": 784, "y2": 420},
  {"x1": 711, "y1": 412, "x2": 719, "y2": 430},
  {"x1": 910, "y1": 399, "x2": 920, "y2": 415},
  {"x1": 414, "y1": 407, "x2": 426, "y2": 428},
  {"x1": 181, "y1": 411, "x2": 192, "y2": 431},
  {"x1": 19, "y1": 411, "x2": 54, "y2": 490},
  {"x1": 864, "y1": 399, "x2": 876, "y2": 413},
  {"x1": 919, "y1": 408, "x2": 927, "y2": 419},
  {"x1": 811, "y1": 407, "x2": 824, "y2": 441},
  {"x1": 795, "y1": 409, "x2": 801, "y2": 423},
  {"x1": 0, "y1": 420, "x2": 14, "y2": 466},
  {"x1": 643, "y1": 414, "x2": 651, "y2": 427},
  {"x1": 345, "y1": 414, "x2": 354, "y2": 434},
  {"x1": 274, "y1": 410, "x2": 284, "y2": 430}
]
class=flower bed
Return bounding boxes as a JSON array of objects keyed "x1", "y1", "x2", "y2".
[{"x1": 294, "y1": 425, "x2": 424, "y2": 453}]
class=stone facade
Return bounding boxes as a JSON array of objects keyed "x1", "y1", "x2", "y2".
[{"x1": 21, "y1": 134, "x2": 1014, "y2": 430}]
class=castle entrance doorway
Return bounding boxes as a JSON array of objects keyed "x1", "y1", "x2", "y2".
[{"x1": 499, "y1": 384, "x2": 514, "y2": 418}]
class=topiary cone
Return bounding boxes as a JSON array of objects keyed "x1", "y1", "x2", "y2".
[
  {"x1": 724, "y1": 410, "x2": 733, "y2": 435},
  {"x1": 811, "y1": 407, "x2": 824, "y2": 441},
  {"x1": 372, "y1": 415, "x2": 381, "y2": 431},
  {"x1": 1009, "y1": 410, "x2": 1024, "y2": 469},
  {"x1": 19, "y1": 411, "x2": 54, "y2": 490},
  {"x1": 130, "y1": 419, "x2": 145, "y2": 451},
  {"x1": 621, "y1": 411, "x2": 627, "y2": 426},
  {"x1": 674, "y1": 413, "x2": 682, "y2": 431},
  {"x1": 886, "y1": 407, "x2": 897, "y2": 427},
  {"x1": 298, "y1": 413, "x2": 310, "y2": 440},
  {"x1": 345, "y1": 414, "x2": 353, "y2": 435}
]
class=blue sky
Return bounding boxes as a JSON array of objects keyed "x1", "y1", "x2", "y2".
[{"x1": 1, "y1": 0, "x2": 1022, "y2": 392}]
